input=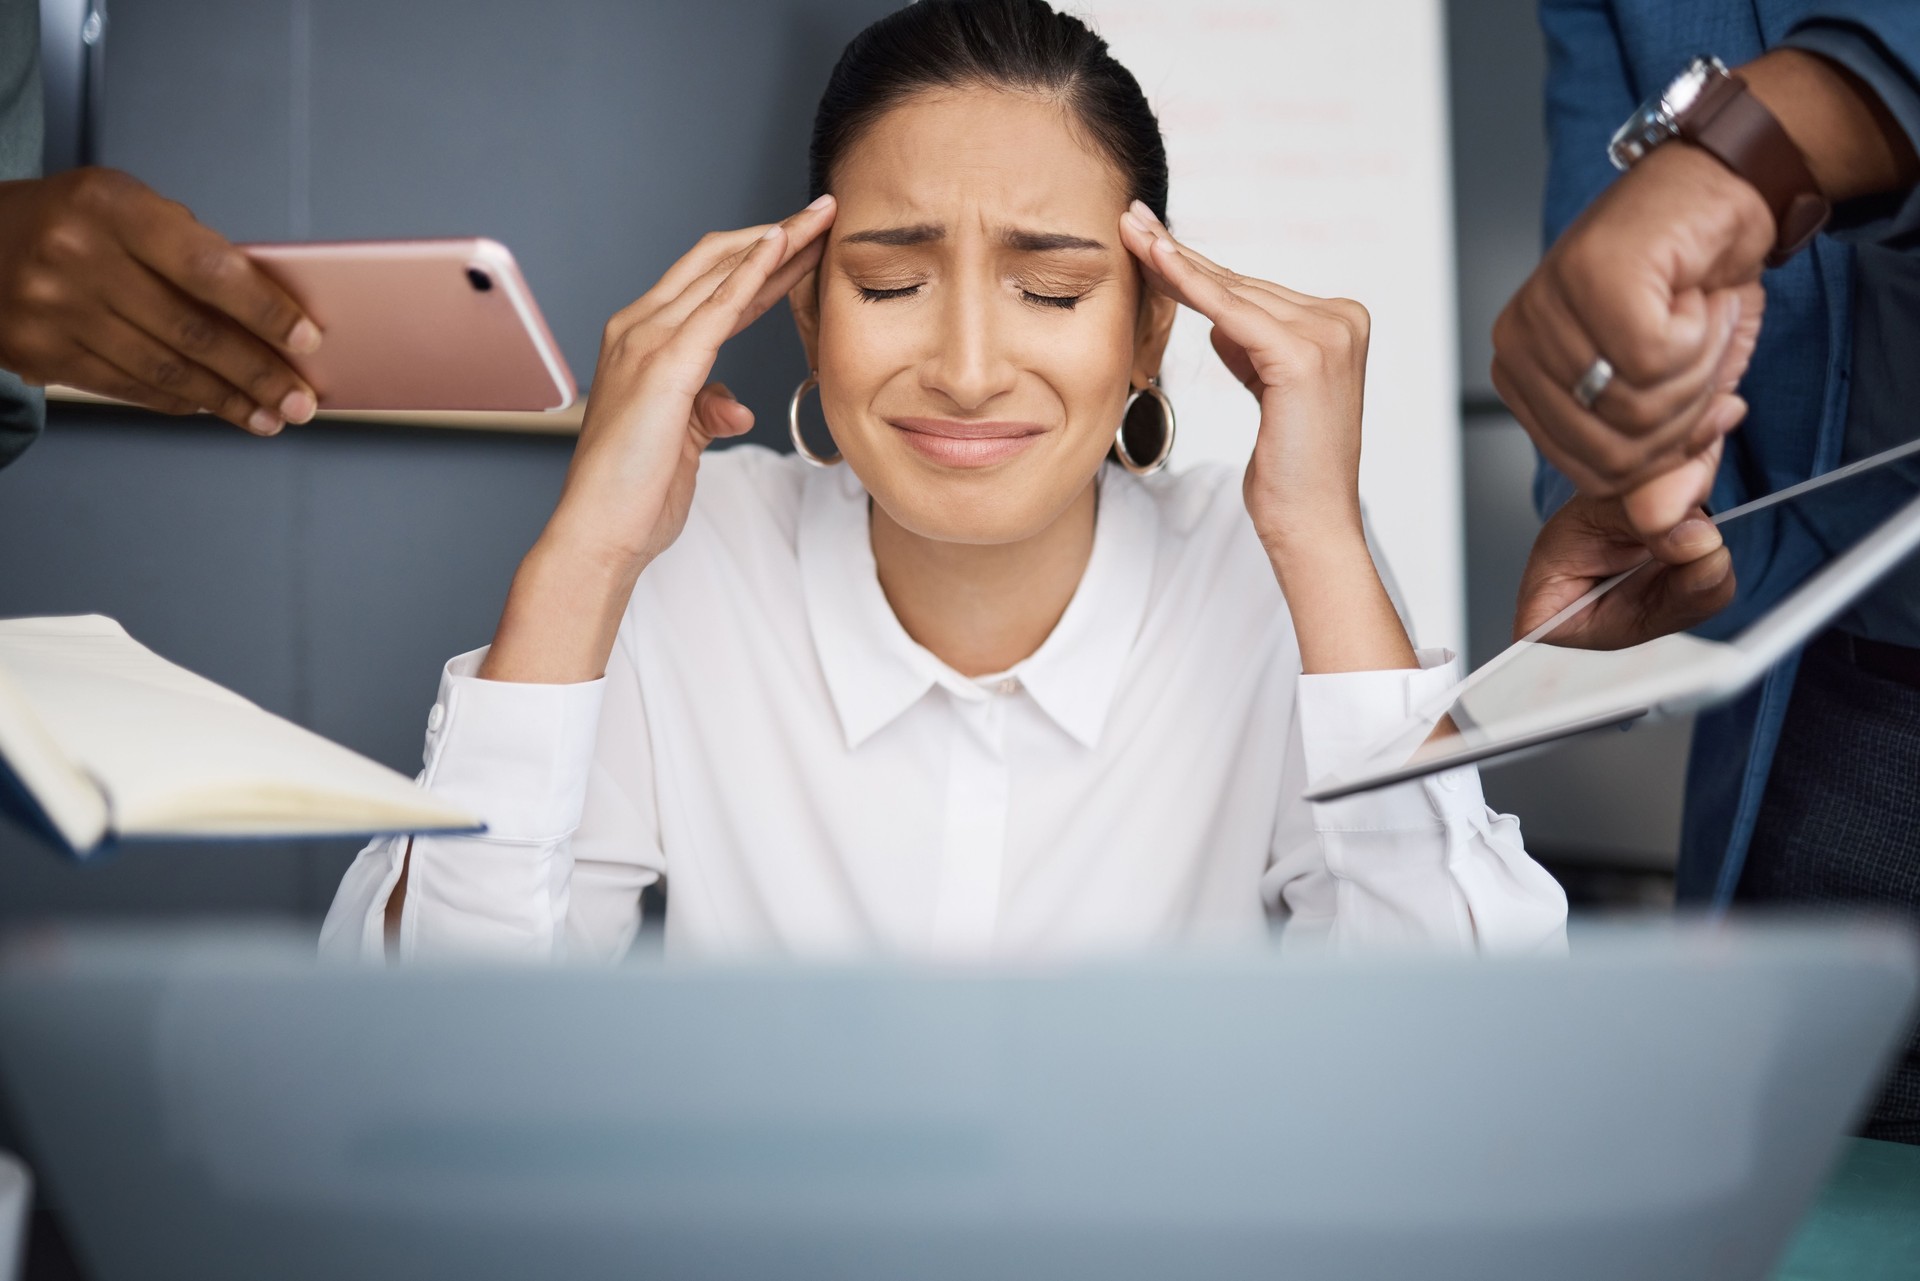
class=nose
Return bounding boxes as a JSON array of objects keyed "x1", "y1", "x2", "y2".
[{"x1": 919, "y1": 269, "x2": 1018, "y2": 413}]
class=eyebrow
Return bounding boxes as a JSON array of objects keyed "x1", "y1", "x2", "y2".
[{"x1": 839, "y1": 223, "x2": 1107, "y2": 252}]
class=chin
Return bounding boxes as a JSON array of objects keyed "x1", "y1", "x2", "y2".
[{"x1": 846, "y1": 431, "x2": 1104, "y2": 547}]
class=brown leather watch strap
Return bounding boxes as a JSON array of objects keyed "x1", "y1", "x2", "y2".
[{"x1": 1679, "y1": 70, "x2": 1832, "y2": 266}]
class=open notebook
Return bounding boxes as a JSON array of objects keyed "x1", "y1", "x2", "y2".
[{"x1": 0, "y1": 615, "x2": 482, "y2": 857}]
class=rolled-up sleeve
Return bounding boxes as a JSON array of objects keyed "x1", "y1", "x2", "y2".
[
  {"x1": 320, "y1": 637, "x2": 661, "y2": 964},
  {"x1": 1262, "y1": 649, "x2": 1569, "y2": 955}
]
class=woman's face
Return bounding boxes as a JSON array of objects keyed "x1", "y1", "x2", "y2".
[{"x1": 797, "y1": 87, "x2": 1171, "y2": 546}]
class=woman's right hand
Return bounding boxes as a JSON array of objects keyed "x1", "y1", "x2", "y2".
[{"x1": 481, "y1": 195, "x2": 837, "y2": 684}]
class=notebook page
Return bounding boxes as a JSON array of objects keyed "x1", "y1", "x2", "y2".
[
  {"x1": 0, "y1": 652, "x2": 111, "y2": 851},
  {"x1": 0, "y1": 616, "x2": 478, "y2": 837}
]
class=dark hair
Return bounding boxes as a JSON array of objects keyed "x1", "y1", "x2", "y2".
[{"x1": 807, "y1": 0, "x2": 1169, "y2": 225}]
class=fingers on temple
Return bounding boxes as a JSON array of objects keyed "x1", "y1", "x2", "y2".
[
  {"x1": 736, "y1": 234, "x2": 827, "y2": 338},
  {"x1": 637, "y1": 198, "x2": 837, "y2": 330},
  {"x1": 670, "y1": 228, "x2": 789, "y2": 357}
]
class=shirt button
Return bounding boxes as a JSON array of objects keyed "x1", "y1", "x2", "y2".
[
  {"x1": 996, "y1": 677, "x2": 1020, "y2": 696},
  {"x1": 427, "y1": 703, "x2": 446, "y2": 733},
  {"x1": 1437, "y1": 769, "x2": 1460, "y2": 792}
]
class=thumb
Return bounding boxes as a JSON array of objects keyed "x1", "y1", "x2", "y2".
[
  {"x1": 1622, "y1": 437, "x2": 1723, "y2": 540},
  {"x1": 692, "y1": 381, "x2": 754, "y2": 443}
]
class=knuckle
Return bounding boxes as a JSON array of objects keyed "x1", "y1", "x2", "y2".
[
  {"x1": 1589, "y1": 430, "x2": 1646, "y2": 481},
  {"x1": 18, "y1": 267, "x2": 67, "y2": 307},
  {"x1": 1550, "y1": 239, "x2": 1601, "y2": 293},
  {"x1": 149, "y1": 357, "x2": 189, "y2": 390},
  {"x1": 1611, "y1": 333, "x2": 1669, "y2": 385},
  {"x1": 185, "y1": 245, "x2": 244, "y2": 291},
  {"x1": 174, "y1": 310, "x2": 220, "y2": 353},
  {"x1": 242, "y1": 362, "x2": 282, "y2": 396},
  {"x1": 34, "y1": 221, "x2": 92, "y2": 268},
  {"x1": 67, "y1": 166, "x2": 130, "y2": 213}
]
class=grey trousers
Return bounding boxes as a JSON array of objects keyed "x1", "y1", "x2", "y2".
[{"x1": 1736, "y1": 630, "x2": 1920, "y2": 1145}]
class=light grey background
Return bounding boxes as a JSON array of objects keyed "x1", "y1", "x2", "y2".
[{"x1": 0, "y1": 0, "x2": 1690, "y2": 930}]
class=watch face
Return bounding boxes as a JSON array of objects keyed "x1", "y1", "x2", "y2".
[
  {"x1": 1608, "y1": 54, "x2": 1730, "y2": 171},
  {"x1": 1664, "y1": 55, "x2": 1729, "y2": 117},
  {"x1": 1609, "y1": 107, "x2": 1668, "y2": 170}
]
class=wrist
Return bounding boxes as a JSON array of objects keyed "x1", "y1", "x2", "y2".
[
  {"x1": 479, "y1": 535, "x2": 642, "y2": 684},
  {"x1": 1741, "y1": 48, "x2": 1920, "y2": 205},
  {"x1": 1258, "y1": 516, "x2": 1371, "y2": 591}
]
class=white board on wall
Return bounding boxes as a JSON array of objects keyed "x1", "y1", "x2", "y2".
[{"x1": 1083, "y1": 0, "x2": 1464, "y2": 650}]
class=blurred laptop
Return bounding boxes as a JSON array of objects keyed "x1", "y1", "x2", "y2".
[{"x1": 0, "y1": 920, "x2": 1912, "y2": 1281}]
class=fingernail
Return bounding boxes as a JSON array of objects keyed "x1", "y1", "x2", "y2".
[
  {"x1": 1665, "y1": 518, "x2": 1721, "y2": 555},
  {"x1": 247, "y1": 407, "x2": 283, "y2": 435},
  {"x1": 1129, "y1": 198, "x2": 1160, "y2": 225},
  {"x1": 280, "y1": 389, "x2": 316, "y2": 423},
  {"x1": 1701, "y1": 553, "x2": 1733, "y2": 588},
  {"x1": 1726, "y1": 293, "x2": 1741, "y2": 332},
  {"x1": 1122, "y1": 209, "x2": 1148, "y2": 233},
  {"x1": 287, "y1": 319, "x2": 322, "y2": 354},
  {"x1": 807, "y1": 193, "x2": 834, "y2": 211},
  {"x1": 760, "y1": 224, "x2": 783, "y2": 241}
]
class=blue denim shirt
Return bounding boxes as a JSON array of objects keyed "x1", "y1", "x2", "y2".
[{"x1": 1535, "y1": 1, "x2": 1920, "y2": 902}]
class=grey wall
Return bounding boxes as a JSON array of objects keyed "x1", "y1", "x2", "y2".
[
  {"x1": 1445, "y1": 0, "x2": 1692, "y2": 872},
  {"x1": 0, "y1": 0, "x2": 891, "y2": 923},
  {"x1": 0, "y1": 0, "x2": 1693, "y2": 928}
]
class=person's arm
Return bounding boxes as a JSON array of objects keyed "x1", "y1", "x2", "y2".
[
  {"x1": 0, "y1": 169, "x2": 324, "y2": 434},
  {"x1": 319, "y1": 635, "x2": 664, "y2": 963},
  {"x1": 1494, "y1": 36, "x2": 1920, "y2": 540},
  {"x1": 1261, "y1": 657, "x2": 1569, "y2": 954},
  {"x1": 1775, "y1": 15, "x2": 1920, "y2": 243},
  {"x1": 1115, "y1": 201, "x2": 1417, "y2": 676},
  {"x1": 348, "y1": 197, "x2": 837, "y2": 943}
]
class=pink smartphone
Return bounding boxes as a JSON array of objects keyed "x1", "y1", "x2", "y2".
[{"x1": 241, "y1": 238, "x2": 577, "y2": 412}]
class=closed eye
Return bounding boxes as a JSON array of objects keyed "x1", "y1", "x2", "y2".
[
  {"x1": 1022, "y1": 291, "x2": 1081, "y2": 310},
  {"x1": 856, "y1": 284, "x2": 921, "y2": 302}
]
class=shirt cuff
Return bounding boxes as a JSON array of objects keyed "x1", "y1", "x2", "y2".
[
  {"x1": 1781, "y1": 22, "x2": 1920, "y2": 245},
  {"x1": 421, "y1": 646, "x2": 608, "y2": 842},
  {"x1": 1295, "y1": 648, "x2": 1489, "y2": 830}
]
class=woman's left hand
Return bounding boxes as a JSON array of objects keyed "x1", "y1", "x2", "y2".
[
  {"x1": 1119, "y1": 201, "x2": 1415, "y2": 675},
  {"x1": 1118, "y1": 200, "x2": 1371, "y2": 558}
]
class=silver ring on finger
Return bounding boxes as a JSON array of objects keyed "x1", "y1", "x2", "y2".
[{"x1": 1571, "y1": 356, "x2": 1613, "y2": 410}]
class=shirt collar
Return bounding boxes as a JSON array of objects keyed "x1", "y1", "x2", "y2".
[{"x1": 798, "y1": 461, "x2": 1159, "y2": 751}]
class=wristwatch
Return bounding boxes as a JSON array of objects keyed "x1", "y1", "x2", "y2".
[{"x1": 1608, "y1": 54, "x2": 1831, "y2": 266}]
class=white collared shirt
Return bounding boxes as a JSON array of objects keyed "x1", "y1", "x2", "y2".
[{"x1": 321, "y1": 448, "x2": 1566, "y2": 962}]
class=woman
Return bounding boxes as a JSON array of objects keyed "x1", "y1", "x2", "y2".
[{"x1": 323, "y1": 0, "x2": 1566, "y2": 962}]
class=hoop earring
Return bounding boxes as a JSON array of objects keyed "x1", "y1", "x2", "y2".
[
  {"x1": 1115, "y1": 377, "x2": 1175, "y2": 475},
  {"x1": 788, "y1": 372, "x2": 841, "y2": 467}
]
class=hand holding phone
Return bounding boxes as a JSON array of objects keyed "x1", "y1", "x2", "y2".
[
  {"x1": 0, "y1": 167, "x2": 321, "y2": 434},
  {"x1": 242, "y1": 237, "x2": 576, "y2": 413}
]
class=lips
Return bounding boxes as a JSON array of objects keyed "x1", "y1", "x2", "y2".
[{"x1": 888, "y1": 417, "x2": 1047, "y2": 468}]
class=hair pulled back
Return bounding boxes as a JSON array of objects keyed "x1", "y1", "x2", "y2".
[{"x1": 808, "y1": 0, "x2": 1169, "y2": 225}]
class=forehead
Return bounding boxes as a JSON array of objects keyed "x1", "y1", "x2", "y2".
[{"x1": 831, "y1": 87, "x2": 1131, "y2": 229}]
